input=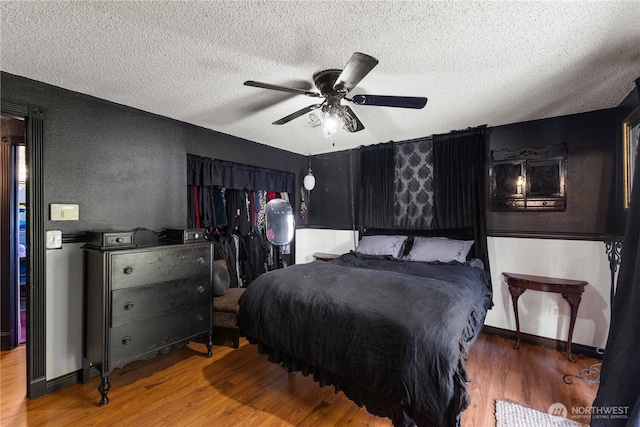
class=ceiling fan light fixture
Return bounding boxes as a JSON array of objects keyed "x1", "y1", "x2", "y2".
[
  {"x1": 308, "y1": 113, "x2": 322, "y2": 128},
  {"x1": 318, "y1": 98, "x2": 345, "y2": 138},
  {"x1": 322, "y1": 114, "x2": 342, "y2": 138},
  {"x1": 303, "y1": 168, "x2": 316, "y2": 191},
  {"x1": 339, "y1": 108, "x2": 358, "y2": 132},
  {"x1": 247, "y1": 52, "x2": 425, "y2": 136},
  {"x1": 308, "y1": 100, "x2": 345, "y2": 138}
]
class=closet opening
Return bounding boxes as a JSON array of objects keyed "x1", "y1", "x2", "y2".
[
  {"x1": 1, "y1": 115, "x2": 27, "y2": 351},
  {"x1": 187, "y1": 154, "x2": 297, "y2": 287}
]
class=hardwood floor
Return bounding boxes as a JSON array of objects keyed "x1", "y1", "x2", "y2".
[{"x1": 0, "y1": 333, "x2": 599, "y2": 426}]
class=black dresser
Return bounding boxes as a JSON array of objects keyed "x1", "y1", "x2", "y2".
[{"x1": 82, "y1": 241, "x2": 213, "y2": 405}]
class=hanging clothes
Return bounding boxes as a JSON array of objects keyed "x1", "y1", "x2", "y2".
[
  {"x1": 260, "y1": 231, "x2": 272, "y2": 272},
  {"x1": 211, "y1": 234, "x2": 240, "y2": 288},
  {"x1": 256, "y1": 190, "x2": 266, "y2": 232},
  {"x1": 188, "y1": 156, "x2": 294, "y2": 276},
  {"x1": 248, "y1": 190, "x2": 256, "y2": 231},
  {"x1": 231, "y1": 233, "x2": 244, "y2": 286},
  {"x1": 226, "y1": 189, "x2": 250, "y2": 236},
  {"x1": 243, "y1": 232, "x2": 268, "y2": 286},
  {"x1": 211, "y1": 187, "x2": 227, "y2": 228},
  {"x1": 188, "y1": 186, "x2": 199, "y2": 228},
  {"x1": 203, "y1": 186, "x2": 215, "y2": 228},
  {"x1": 189, "y1": 186, "x2": 215, "y2": 229},
  {"x1": 265, "y1": 237, "x2": 275, "y2": 271}
]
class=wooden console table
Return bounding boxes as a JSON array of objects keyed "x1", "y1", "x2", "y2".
[
  {"x1": 503, "y1": 272, "x2": 588, "y2": 362},
  {"x1": 313, "y1": 252, "x2": 340, "y2": 262}
]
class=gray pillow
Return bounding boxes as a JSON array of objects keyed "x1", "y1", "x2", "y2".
[
  {"x1": 355, "y1": 235, "x2": 408, "y2": 258},
  {"x1": 212, "y1": 261, "x2": 231, "y2": 297},
  {"x1": 404, "y1": 237, "x2": 474, "y2": 263}
]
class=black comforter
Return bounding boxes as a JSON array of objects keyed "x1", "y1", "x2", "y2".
[{"x1": 238, "y1": 252, "x2": 492, "y2": 427}]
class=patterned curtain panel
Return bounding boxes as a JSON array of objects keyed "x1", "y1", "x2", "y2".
[{"x1": 393, "y1": 139, "x2": 434, "y2": 229}]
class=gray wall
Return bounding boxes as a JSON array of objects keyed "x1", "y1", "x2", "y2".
[
  {"x1": 307, "y1": 108, "x2": 624, "y2": 238},
  {"x1": 487, "y1": 108, "x2": 619, "y2": 237},
  {"x1": 1, "y1": 72, "x2": 307, "y2": 234},
  {"x1": 1, "y1": 71, "x2": 307, "y2": 380}
]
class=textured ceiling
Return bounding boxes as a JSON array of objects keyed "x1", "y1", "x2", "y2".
[{"x1": 1, "y1": 1, "x2": 639, "y2": 155}]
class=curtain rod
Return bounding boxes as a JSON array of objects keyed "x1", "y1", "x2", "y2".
[
  {"x1": 433, "y1": 124, "x2": 488, "y2": 139},
  {"x1": 187, "y1": 153, "x2": 293, "y2": 176}
]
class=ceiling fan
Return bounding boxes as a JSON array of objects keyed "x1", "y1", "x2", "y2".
[{"x1": 244, "y1": 52, "x2": 428, "y2": 138}]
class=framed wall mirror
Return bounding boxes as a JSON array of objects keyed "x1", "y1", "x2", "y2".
[
  {"x1": 528, "y1": 158, "x2": 562, "y2": 196},
  {"x1": 623, "y1": 107, "x2": 640, "y2": 209},
  {"x1": 492, "y1": 161, "x2": 524, "y2": 199},
  {"x1": 490, "y1": 143, "x2": 567, "y2": 211}
]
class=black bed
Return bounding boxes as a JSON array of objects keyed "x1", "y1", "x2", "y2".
[{"x1": 237, "y1": 230, "x2": 493, "y2": 427}]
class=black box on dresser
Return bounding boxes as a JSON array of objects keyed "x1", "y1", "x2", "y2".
[
  {"x1": 85, "y1": 230, "x2": 136, "y2": 250},
  {"x1": 163, "y1": 228, "x2": 207, "y2": 243},
  {"x1": 82, "y1": 241, "x2": 213, "y2": 405}
]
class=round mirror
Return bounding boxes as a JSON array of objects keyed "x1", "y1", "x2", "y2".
[{"x1": 265, "y1": 199, "x2": 295, "y2": 246}]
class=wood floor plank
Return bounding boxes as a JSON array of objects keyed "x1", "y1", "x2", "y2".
[{"x1": 0, "y1": 333, "x2": 599, "y2": 426}]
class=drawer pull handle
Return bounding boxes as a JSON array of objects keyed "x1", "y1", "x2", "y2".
[
  {"x1": 197, "y1": 286, "x2": 205, "y2": 294},
  {"x1": 196, "y1": 314, "x2": 204, "y2": 322},
  {"x1": 122, "y1": 336, "x2": 132, "y2": 345},
  {"x1": 123, "y1": 266, "x2": 133, "y2": 275},
  {"x1": 124, "y1": 302, "x2": 134, "y2": 311},
  {"x1": 197, "y1": 257, "x2": 205, "y2": 265},
  {"x1": 116, "y1": 237, "x2": 124, "y2": 243}
]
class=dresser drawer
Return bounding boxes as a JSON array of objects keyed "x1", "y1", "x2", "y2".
[
  {"x1": 111, "y1": 278, "x2": 210, "y2": 327},
  {"x1": 110, "y1": 245, "x2": 211, "y2": 290},
  {"x1": 491, "y1": 198, "x2": 525, "y2": 210},
  {"x1": 187, "y1": 304, "x2": 212, "y2": 335},
  {"x1": 109, "y1": 304, "x2": 210, "y2": 368},
  {"x1": 526, "y1": 198, "x2": 566, "y2": 210}
]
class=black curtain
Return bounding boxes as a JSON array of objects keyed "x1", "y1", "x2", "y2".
[
  {"x1": 187, "y1": 154, "x2": 295, "y2": 193},
  {"x1": 187, "y1": 154, "x2": 295, "y2": 229},
  {"x1": 359, "y1": 127, "x2": 490, "y2": 271},
  {"x1": 592, "y1": 78, "x2": 640, "y2": 427},
  {"x1": 432, "y1": 126, "x2": 490, "y2": 270},
  {"x1": 359, "y1": 143, "x2": 395, "y2": 229}
]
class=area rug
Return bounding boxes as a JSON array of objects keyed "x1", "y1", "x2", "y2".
[{"x1": 495, "y1": 400, "x2": 588, "y2": 427}]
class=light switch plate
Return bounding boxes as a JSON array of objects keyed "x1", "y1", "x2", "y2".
[
  {"x1": 46, "y1": 230, "x2": 63, "y2": 249},
  {"x1": 50, "y1": 204, "x2": 79, "y2": 221}
]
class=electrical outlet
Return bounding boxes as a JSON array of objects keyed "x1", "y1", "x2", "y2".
[
  {"x1": 549, "y1": 303, "x2": 560, "y2": 319},
  {"x1": 45, "y1": 230, "x2": 63, "y2": 249}
]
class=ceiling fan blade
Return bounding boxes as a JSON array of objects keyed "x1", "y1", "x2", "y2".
[
  {"x1": 272, "y1": 104, "x2": 322, "y2": 125},
  {"x1": 244, "y1": 81, "x2": 322, "y2": 98},
  {"x1": 349, "y1": 94, "x2": 428, "y2": 109},
  {"x1": 333, "y1": 52, "x2": 379, "y2": 94},
  {"x1": 340, "y1": 106, "x2": 365, "y2": 132}
]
